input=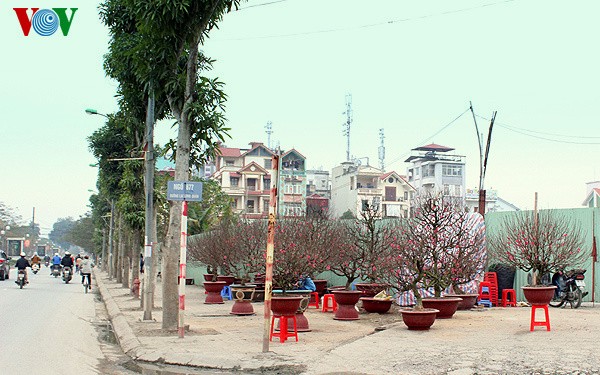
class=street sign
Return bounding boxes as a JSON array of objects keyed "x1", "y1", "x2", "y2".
[{"x1": 167, "y1": 181, "x2": 203, "y2": 201}]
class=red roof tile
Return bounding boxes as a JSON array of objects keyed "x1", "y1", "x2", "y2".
[{"x1": 219, "y1": 147, "x2": 241, "y2": 157}]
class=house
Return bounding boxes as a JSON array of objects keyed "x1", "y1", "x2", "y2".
[
  {"x1": 330, "y1": 161, "x2": 414, "y2": 218},
  {"x1": 465, "y1": 188, "x2": 520, "y2": 213},
  {"x1": 582, "y1": 181, "x2": 600, "y2": 207},
  {"x1": 405, "y1": 143, "x2": 466, "y2": 197},
  {"x1": 211, "y1": 142, "x2": 308, "y2": 218}
]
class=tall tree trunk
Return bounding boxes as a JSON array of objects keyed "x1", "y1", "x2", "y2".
[
  {"x1": 122, "y1": 229, "x2": 131, "y2": 289},
  {"x1": 116, "y1": 213, "x2": 123, "y2": 284},
  {"x1": 131, "y1": 228, "x2": 141, "y2": 296}
]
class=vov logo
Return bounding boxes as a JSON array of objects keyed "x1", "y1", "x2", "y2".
[{"x1": 13, "y1": 8, "x2": 78, "y2": 36}]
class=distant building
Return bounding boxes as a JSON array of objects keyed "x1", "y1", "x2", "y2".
[
  {"x1": 405, "y1": 143, "x2": 466, "y2": 197},
  {"x1": 465, "y1": 188, "x2": 520, "y2": 213},
  {"x1": 330, "y1": 161, "x2": 414, "y2": 218},
  {"x1": 582, "y1": 181, "x2": 600, "y2": 207}
]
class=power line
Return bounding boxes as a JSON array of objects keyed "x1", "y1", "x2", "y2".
[
  {"x1": 476, "y1": 115, "x2": 600, "y2": 144},
  {"x1": 221, "y1": 0, "x2": 516, "y2": 41},
  {"x1": 235, "y1": 0, "x2": 292, "y2": 11}
]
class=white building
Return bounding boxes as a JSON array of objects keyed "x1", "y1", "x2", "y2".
[
  {"x1": 330, "y1": 161, "x2": 414, "y2": 218},
  {"x1": 405, "y1": 143, "x2": 466, "y2": 197},
  {"x1": 582, "y1": 181, "x2": 600, "y2": 208},
  {"x1": 465, "y1": 188, "x2": 520, "y2": 213}
]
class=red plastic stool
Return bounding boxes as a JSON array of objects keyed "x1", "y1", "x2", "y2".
[
  {"x1": 270, "y1": 314, "x2": 298, "y2": 343},
  {"x1": 308, "y1": 292, "x2": 320, "y2": 309},
  {"x1": 322, "y1": 293, "x2": 338, "y2": 312},
  {"x1": 530, "y1": 305, "x2": 551, "y2": 331},
  {"x1": 478, "y1": 281, "x2": 492, "y2": 307},
  {"x1": 502, "y1": 289, "x2": 516, "y2": 307}
]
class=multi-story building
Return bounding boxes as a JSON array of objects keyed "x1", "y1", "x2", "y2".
[
  {"x1": 465, "y1": 188, "x2": 520, "y2": 213},
  {"x1": 211, "y1": 142, "x2": 307, "y2": 218},
  {"x1": 306, "y1": 169, "x2": 331, "y2": 199},
  {"x1": 330, "y1": 161, "x2": 414, "y2": 218},
  {"x1": 405, "y1": 143, "x2": 466, "y2": 197}
]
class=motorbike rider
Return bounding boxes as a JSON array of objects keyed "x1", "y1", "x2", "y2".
[
  {"x1": 51, "y1": 252, "x2": 62, "y2": 274},
  {"x1": 31, "y1": 252, "x2": 41, "y2": 269},
  {"x1": 43, "y1": 254, "x2": 51, "y2": 266},
  {"x1": 61, "y1": 251, "x2": 74, "y2": 277},
  {"x1": 80, "y1": 255, "x2": 93, "y2": 289},
  {"x1": 15, "y1": 252, "x2": 31, "y2": 284},
  {"x1": 75, "y1": 253, "x2": 83, "y2": 273}
]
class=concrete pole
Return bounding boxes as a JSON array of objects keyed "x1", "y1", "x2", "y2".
[{"x1": 143, "y1": 91, "x2": 155, "y2": 320}]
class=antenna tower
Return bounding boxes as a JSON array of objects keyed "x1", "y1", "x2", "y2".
[
  {"x1": 378, "y1": 128, "x2": 385, "y2": 171},
  {"x1": 342, "y1": 94, "x2": 353, "y2": 161},
  {"x1": 265, "y1": 121, "x2": 273, "y2": 149}
]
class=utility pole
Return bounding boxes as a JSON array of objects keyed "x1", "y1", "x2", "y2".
[
  {"x1": 343, "y1": 94, "x2": 353, "y2": 161},
  {"x1": 378, "y1": 128, "x2": 385, "y2": 171},
  {"x1": 143, "y1": 90, "x2": 156, "y2": 321},
  {"x1": 265, "y1": 121, "x2": 273, "y2": 149},
  {"x1": 469, "y1": 102, "x2": 496, "y2": 217}
]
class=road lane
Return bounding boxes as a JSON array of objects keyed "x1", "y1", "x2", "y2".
[{"x1": 0, "y1": 266, "x2": 104, "y2": 375}]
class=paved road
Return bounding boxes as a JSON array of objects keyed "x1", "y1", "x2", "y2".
[{"x1": 0, "y1": 266, "x2": 127, "y2": 375}]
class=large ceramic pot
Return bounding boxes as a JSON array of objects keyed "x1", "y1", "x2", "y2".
[
  {"x1": 271, "y1": 296, "x2": 303, "y2": 316},
  {"x1": 203, "y1": 273, "x2": 216, "y2": 282},
  {"x1": 230, "y1": 284, "x2": 256, "y2": 315},
  {"x1": 422, "y1": 297, "x2": 462, "y2": 319},
  {"x1": 400, "y1": 308, "x2": 439, "y2": 330},
  {"x1": 360, "y1": 297, "x2": 393, "y2": 314},
  {"x1": 522, "y1": 285, "x2": 557, "y2": 305},
  {"x1": 354, "y1": 283, "x2": 388, "y2": 298},
  {"x1": 204, "y1": 281, "x2": 227, "y2": 304},
  {"x1": 273, "y1": 290, "x2": 312, "y2": 331},
  {"x1": 313, "y1": 279, "x2": 328, "y2": 296},
  {"x1": 217, "y1": 275, "x2": 235, "y2": 286},
  {"x1": 332, "y1": 290, "x2": 362, "y2": 320},
  {"x1": 444, "y1": 293, "x2": 479, "y2": 310}
]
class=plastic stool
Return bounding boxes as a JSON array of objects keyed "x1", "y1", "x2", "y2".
[
  {"x1": 220, "y1": 285, "x2": 232, "y2": 300},
  {"x1": 322, "y1": 293, "x2": 338, "y2": 312},
  {"x1": 478, "y1": 282, "x2": 492, "y2": 307},
  {"x1": 308, "y1": 292, "x2": 320, "y2": 309},
  {"x1": 502, "y1": 289, "x2": 516, "y2": 307},
  {"x1": 530, "y1": 305, "x2": 551, "y2": 331},
  {"x1": 270, "y1": 314, "x2": 298, "y2": 343}
]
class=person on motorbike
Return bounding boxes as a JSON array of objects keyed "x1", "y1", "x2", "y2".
[
  {"x1": 31, "y1": 252, "x2": 41, "y2": 268},
  {"x1": 51, "y1": 252, "x2": 62, "y2": 274},
  {"x1": 80, "y1": 255, "x2": 93, "y2": 290},
  {"x1": 15, "y1": 252, "x2": 31, "y2": 284},
  {"x1": 552, "y1": 270, "x2": 566, "y2": 298},
  {"x1": 61, "y1": 251, "x2": 74, "y2": 270},
  {"x1": 43, "y1": 254, "x2": 50, "y2": 266}
]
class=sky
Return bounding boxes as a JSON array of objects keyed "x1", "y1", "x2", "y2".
[{"x1": 1, "y1": 0, "x2": 599, "y2": 237}]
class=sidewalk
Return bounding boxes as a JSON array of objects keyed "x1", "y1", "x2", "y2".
[{"x1": 95, "y1": 270, "x2": 600, "y2": 374}]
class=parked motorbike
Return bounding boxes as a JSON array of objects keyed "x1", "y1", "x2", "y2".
[
  {"x1": 16, "y1": 270, "x2": 26, "y2": 289},
  {"x1": 550, "y1": 269, "x2": 588, "y2": 308},
  {"x1": 32, "y1": 263, "x2": 40, "y2": 274},
  {"x1": 62, "y1": 266, "x2": 72, "y2": 284},
  {"x1": 52, "y1": 265, "x2": 61, "y2": 278}
]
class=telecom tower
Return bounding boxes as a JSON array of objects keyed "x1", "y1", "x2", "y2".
[
  {"x1": 265, "y1": 121, "x2": 273, "y2": 149},
  {"x1": 342, "y1": 94, "x2": 353, "y2": 161},
  {"x1": 378, "y1": 128, "x2": 385, "y2": 171}
]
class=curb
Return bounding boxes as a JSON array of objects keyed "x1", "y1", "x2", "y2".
[{"x1": 94, "y1": 269, "x2": 142, "y2": 358}]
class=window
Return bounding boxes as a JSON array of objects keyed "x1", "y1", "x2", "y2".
[
  {"x1": 230, "y1": 177, "x2": 239, "y2": 187},
  {"x1": 404, "y1": 191, "x2": 408, "y2": 200},
  {"x1": 263, "y1": 179, "x2": 271, "y2": 189},
  {"x1": 264, "y1": 159, "x2": 271, "y2": 169},
  {"x1": 415, "y1": 167, "x2": 420, "y2": 176},
  {"x1": 225, "y1": 159, "x2": 234, "y2": 166},
  {"x1": 454, "y1": 185, "x2": 461, "y2": 196},
  {"x1": 246, "y1": 200, "x2": 255, "y2": 213},
  {"x1": 284, "y1": 183, "x2": 302, "y2": 194},
  {"x1": 442, "y1": 164, "x2": 462, "y2": 177},
  {"x1": 422, "y1": 165, "x2": 435, "y2": 177},
  {"x1": 443, "y1": 184, "x2": 450, "y2": 195},
  {"x1": 230, "y1": 199, "x2": 237, "y2": 209},
  {"x1": 263, "y1": 200, "x2": 270, "y2": 212}
]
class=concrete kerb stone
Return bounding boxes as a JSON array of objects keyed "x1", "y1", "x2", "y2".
[{"x1": 93, "y1": 269, "x2": 143, "y2": 357}]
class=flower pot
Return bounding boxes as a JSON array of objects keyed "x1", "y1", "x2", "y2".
[
  {"x1": 444, "y1": 293, "x2": 479, "y2": 310},
  {"x1": 360, "y1": 297, "x2": 393, "y2": 314},
  {"x1": 522, "y1": 285, "x2": 557, "y2": 305},
  {"x1": 203, "y1": 281, "x2": 227, "y2": 304},
  {"x1": 422, "y1": 297, "x2": 462, "y2": 319},
  {"x1": 332, "y1": 290, "x2": 362, "y2": 320},
  {"x1": 270, "y1": 296, "x2": 303, "y2": 315},
  {"x1": 230, "y1": 284, "x2": 256, "y2": 315},
  {"x1": 273, "y1": 290, "x2": 312, "y2": 331},
  {"x1": 313, "y1": 279, "x2": 328, "y2": 296},
  {"x1": 217, "y1": 275, "x2": 235, "y2": 286},
  {"x1": 400, "y1": 308, "x2": 439, "y2": 330},
  {"x1": 203, "y1": 274, "x2": 216, "y2": 282},
  {"x1": 354, "y1": 283, "x2": 388, "y2": 298}
]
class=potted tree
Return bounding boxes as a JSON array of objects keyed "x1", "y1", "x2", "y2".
[
  {"x1": 488, "y1": 210, "x2": 587, "y2": 305},
  {"x1": 188, "y1": 232, "x2": 227, "y2": 303},
  {"x1": 405, "y1": 193, "x2": 484, "y2": 318}
]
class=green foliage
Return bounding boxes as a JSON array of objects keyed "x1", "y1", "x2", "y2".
[
  {"x1": 64, "y1": 214, "x2": 97, "y2": 253},
  {"x1": 49, "y1": 218, "x2": 76, "y2": 250},
  {"x1": 340, "y1": 210, "x2": 355, "y2": 220},
  {"x1": 187, "y1": 178, "x2": 234, "y2": 235}
]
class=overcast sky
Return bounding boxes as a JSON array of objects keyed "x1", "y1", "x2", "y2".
[{"x1": 2, "y1": 0, "x2": 599, "y2": 236}]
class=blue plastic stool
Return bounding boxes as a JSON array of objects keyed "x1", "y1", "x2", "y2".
[
  {"x1": 478, "y1": 286, "x2": 492, "y2": 307},
  {"x1": 221, "y1": 285, "x2": 233, "y2": 300}
]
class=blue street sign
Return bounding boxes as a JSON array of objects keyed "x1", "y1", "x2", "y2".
[{"x1": 167, "y1": 181, "x2": 203, "y2": 201}]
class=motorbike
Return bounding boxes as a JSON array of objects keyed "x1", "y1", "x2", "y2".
[
  {"x1": 62, "y1": 266, "x2": 72, "y2": 283},
  {"x1": 16, "y1": 270, "x2": 26, "y2": 289},
  {"x1": 52, "y1": 265, "x2": 61, "y2": 278},
  {"x1": 550, "y1": 269, "x2": 588, "y2": 309},
  {"x1": 44, "y1": 260, "x2": 50, "y2": 267},
  {"x1": 32, "y1": 263, "x2": 40, "y2": 274}
]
